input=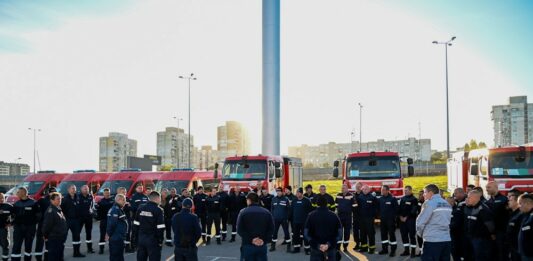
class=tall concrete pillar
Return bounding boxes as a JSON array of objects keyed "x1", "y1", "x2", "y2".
[{"x1": 262, "y1": 0, "x2": 280, "y2": 155}]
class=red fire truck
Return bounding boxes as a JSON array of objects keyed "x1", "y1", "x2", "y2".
[
  {"x1": 333, "y1": 151, "x2": 414, "y2": 197},
  {"x1": 447, "y1": 146, "x2": 533, "y2": 195},
  {"x1": 6, "y1": 171, "x2": 69, "y2": 203},
  {"x1": 216, "y1": 155, "x2": 303, "y2": 193}
]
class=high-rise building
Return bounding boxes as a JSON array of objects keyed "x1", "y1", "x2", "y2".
[
  {"x1": 288, "y1": 137, "x2": 432, "y2": 168},
  {"x1": 217, "y1": 121, "x2": 250, "y2": 159},
  {"x1": 492, "y1": 96, "x2": 533, "y2": 147},
  {"x1": 196, "y1": 145, "x2": 219, "y2": 170},
  {"x1": 0, "y1": 161, "x2": 30, "y2": 175},
  {"x1": 157, "y1": 127, "x2": 195, "y2": 169},
  {"x1": 99, "y1": 132, "x2": 137, "y2": 172}
]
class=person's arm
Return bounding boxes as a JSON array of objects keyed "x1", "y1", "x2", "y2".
[
  {"x1": 416, "y1": 200, "x2": 435, "y2": 237},
  {"x1": 131, "y1": 208, "x2": 141, "y2": 247},
  {"x1": 34, "y1": 201, "x2": 42, "y2": 221},
  {"x1": 41, "y1": 209, "x2": 54, "y2": 239},
  {"x1": 333, "y1": 215, "x2": 342, "y2": 247},
  {"x1": 106, "y1": 208, "x2": 118, "y2": 237},
  {"x1": 156, "y1": 208, "x2": 165, "y2": 245},
  {"x1": 410, "y1": 198, "x2": 419, "y2": 217},
  {"x1": 236, "y1": 210, "x2": 248, "y2": 239},
  {"x1": 482, "y1": 207, "x2": 496, "y2": 237},
  {"x1": 304, "y1": 214, "x2": 312, "y2": 243},
  {"x1": 193, "y1": 215, "x2": 202, "y2": 242}
]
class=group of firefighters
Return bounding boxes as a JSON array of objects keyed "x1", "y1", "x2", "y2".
[{"x1": 0, "y1": 180, "x2": 532, "y2": 261}]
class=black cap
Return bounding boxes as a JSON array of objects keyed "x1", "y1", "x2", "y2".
[
  {"x1": 297, "y1": 188, "x2": 303, "y2": 194},
  {"x1": 276, "y1": 187, "x2": 282, "y2": 192},
  {"x1": 286, "y1": 186, "x2": 292, "y2": 191},
  {"x1": 48, "y1": 187, "x2": 57, "y2": 193},
  {"x1": 305, "y1": 184, "x2": 312, "y2": 189},
  {"x1": 182, "y1": 198, "x2": 193, "y2": 208}
]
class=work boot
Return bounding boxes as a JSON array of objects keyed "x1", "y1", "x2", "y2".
[
  {"x1": 286, "y1": 242, "x2": 291, "y2": 253},
  {"x1": 269, "y1": 242, "x2": 276, "y2": 252},
  {"x1": 87, "y1": 243, "x2": 95, "y2": 253},
  {"x1": 206, "y1": 237, "x2": 211, "y2": 245},
  {"x1": 73, "y1": 245, "x2": 86, "y2": 258},
  {"x1": 99, "y1": 245, "x2": 104, "y2": 255},
  {"x1": 359, "y1": 246, "x2": 367, "y2": 253},
  {"x1": 165, "y1": 241, "x2": 173, "y2": 247},
  {"x1": 281, "y1": 240, "x2": 288, "y2": 245},
  {"x1": 400, "y1": 246, "x2": 410, "y2": 256},
  {"x1": 24, "y1": 255, "x2": 31, "y2": 261},
  {"x1": 291, "y1": 246, "x2": 300, "y2": 253},
  {"x1": 202, "y1": 235, "x2": 207, "y2": 243},
  {"x1": 43, "y1": 252, "x2": 48, "y2": 261},
  {"x1": 222, "y1": 233, "x2": 227, "y2": 241},
  {"x1": 378, "y1": 244, "x2": 389, "y2": 255},
  {"x1": 216, "y1": 238, "x2": 221, "y2": 245},
  {"x1": 229, "y1": 235, "x2": 236, "y2": 242},
  {"x1": 35, "y1": 256, "x2": 42, "y2": 261},
  {"x1": 410, "y1": 247, "x2": 417, "y2": 258},
  {"x1": 368, "y1": 246, "x2": 375, "y2": 254},
  {"x1": 305, "y1": 248, "x2": 310, "y2": 255},
  {"x1": 389, "y1": 245, "x2": 397, "y2": 257},
  {"x1": 343, "y1": 243, "x2": 348, "y2": 251}
]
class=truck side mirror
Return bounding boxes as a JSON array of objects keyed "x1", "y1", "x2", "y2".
[
  {"x1": 275, "y1": 168, "x2": 282, "y2": 178},
  {"x1": 333, "y1": 160, "x2": 340, "y2": 178},
  {"x1": 407, "y1": 158, "x2": 414, "y2": 165},
  {"x1": 274, "y1": 162, "x2": 281, "y2": 168},
  {"x1": 408, "y1": 166, "x2": 414, "y2": 177},
  {"x1": 470, "y1": 165, "x2": 479, "y2": 176},
  {"x1": 213, "y1": 163, "x2": 219, "y2": 179}
]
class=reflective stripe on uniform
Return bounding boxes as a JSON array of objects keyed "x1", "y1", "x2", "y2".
[
  {"x1": 133, "y1": 221, "x2": 140, "y2": 225},
  {"x1": 390, "y1": 241, "x2": 397, "y2": 245},
  {"x1": 72, "y1": 241, "x2": 81, "y2": 245},
  {"x1": 403, "y1": 243, "x2": 410, "y2": 247},
  {"x1": 381, "y1": 240, "x2": 389, "y2": 244},
  {"x1": 410, "y1": 244, "x2": 417, "y2": 248},
  {"x1": 157, "y1": 224, "x2": 166, "y2": 229},
  {"x1": 86, "y1": 240, "x2": 92, "y2": 243},
  {"x1": 11, "y1": 254, "x2": 21, "y2": 258},
  {"x1": 99, "y1": 242, "x2": 106, "y2": 246},
  {"x1": 166, "y1": 240, "x2": 172, "y2": 243}
]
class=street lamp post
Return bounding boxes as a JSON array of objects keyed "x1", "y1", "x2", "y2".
[
  {"x1": 173, "y1": 116, "x2": 183, "y2": 168},
  {"x1": 433, "y1": 36, "x2": 456, "y2": 159},
  {"x1": 358, "y1": 103, "x2": 363, "y2": 152},
  {"x1": 28, "y1": 128, "x2": 41, "y2": 174},
  {"x1": 179, "y1": 74, "x2": 197, "y2": 168}
]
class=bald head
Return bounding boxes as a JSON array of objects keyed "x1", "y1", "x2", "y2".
[
  {"x1": 486, "y1": 181, "x2": 498, "y2": 196},
  {"x1": 453, "y1": 188, "x2": 466, "y2": 201},
  {"x1": 466, "y1": 190, "x2": 482, "y2": 206},
  {"x1": 362, "y1": 185, "x2": 370, "y2": 194}
]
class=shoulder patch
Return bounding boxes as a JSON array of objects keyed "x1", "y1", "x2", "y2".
[{"x1": 47, "y1": 208, "x2": 52, "y2": 213}]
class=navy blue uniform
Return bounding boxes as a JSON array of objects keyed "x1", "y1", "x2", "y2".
[
  {"x1": 260, "y1": 193, "x2": 272, "y2": 211},
  {"x1": 289, "y1": 196, "x2": 312, "y2": 252},
  {"x1": 62, "y1": 193, "x2": 84, "y2": 255},
  {"x1": 518, "y1": 210, "x2": 533, "y2": 260},
  {"x1": 96, "y1": 197, "x2": 114, "y2": 252},
  {"x1": 271, "y1": 195, "x2": 291, "y2": 246},
  {"x1": 0, "y1": 203, "x2": 13, "y2": 261},
  {"x1": 192, "y1": 193, "x2": 208, "y2": 241},
  {"x1": 172, "y1": 208, "x2": 201, "y2": 261},
  {"x1": 206, "y1": 194, "x2": 222, "y2": 243},
  {"x1": 41, "y1": 204, "x2": 67, "y2": 261},
  {"x1": 352, "y1": 191, "x2": 361, "y2": 250},
  {"x1": 304, "y1": 192, "x2": 317, "y2": 210},
  {"x1": 399, "y1": 194, "x2": 418, "y2": 255},
  {"x1": 378, "y1": 193, "x2": 398, "y2": 253},
  {"x1": 237, "y1": 203, "x2": 274, "y2": 261},
  {"x1": 449, "y1": 199, "x2": 466, "y2": 261},
  {"x1": 107, "y1": 204, "x2": 128, "y2": 261},
  {"x1": 228, "y1": 191, "x2": 247, "y2": 241},
  {"x1": 464, "y1": 202, "x2": 495, "y2": 261},
  {"x1": 486, "y1": 193, "x2": 509, "y2": 261},
  {"x1": 304, "y1": 206, "x2": 342, "y2": 260},
  {"x1": 506, "y1": 209, "x2": 524, "y2": 261},
  {"x1": 164, "y1": 194, "x2": 180, "y2": 244},
  {"x1": 12, "y1": 198, "x2": 40, "y2": 261},
  {"x1": 336, "y1": 192, "x2": 356, "y2": 249},
  {"x1": 34, "y1": 196, "x2": 50, "y2": 261},
  {"x1": 357, "y1": 192, "x2": 378, "y2": 253},
  {"x1": 133, "y1": 201, "x2": 165, "y2": 261},
  {"x1": 79, "y1": 192, "x2": 95, "y2": 251},
  {"x1": 217, "y1": 191, "x2": 230, "y2": 240},
  {"x1": 122, "y1": 196, "x2": 133, "y2": 250},
  {"x1": 312, "y1": 193, "x2": 336, "y2": 211}
]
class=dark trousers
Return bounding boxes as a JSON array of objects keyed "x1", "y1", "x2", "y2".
[
  {"x1": 137, "y1": 238, "x2": 161, "y2": 261},
  {"x1": 165, "y1": 217, "x2": 172, "y2": 242},
  {"x1": 109, "y1": 239, "x2": 124, "y2": 261},
  {"x1": 12, "y1": 224, "x2": 36, "y2": 261},
  {"x1": 353, "y1": 215, "x2": 360, "y2": 246},
  {"x1": 422, "y1": 241, "x2": 451, "y2": 261},
  {"x1": 273, "y1": 219, "x2": 290, "y2": 243},
  {"x1": 174, "y1": 247, "x2": 198, "y2": 261},
  {"x1": 400, "y1": 217, "x2": 417, "y2": 250},
  {"x1": 125, "y1": 217, "x2": 132, "y2": 247},
  {"x1": 339, "y1": 214, "x2": 352, "y2": 245},
  {"x1": 46, "y1": 239, "x2": 64, "y2": 261},
  {"x1": 493, "y1": 231, "x2": 509, "y2": 261},
  {"x1": 291, "y1": 223, "x2": 307, "y2": 249},
  {"x1": 359, "y1": 217, "x2": 375, "y2": 250},
  {"x1": 229, "y1": 211, "x2": 238, "y2": 238},
  {"x1": 0, "y1": 227, "x2": 9, "y2": 260},
  {"x1": 467, "y1": 238, "x2": 491, "y2": 261},
  {"x1": 450, "y1": 232, "x2": 465, "y2": 261},
  {"x1": 80, "y1": 216, "x2": 93, "y2": 244},
  {"x1": 198, "y1": 214, "x2": 207, "y2": 238},
  {"x1": 310, "y1": 248, "x2": 336, "y2": 261},
  {"x1": 34, "y1": 222, "x2": 45, "y2": 259},
  {"x1": 206, "y1": 213, "x2": 221, "y2": 239},
  {"x1": 220, "y1": 210, "x2": 228, "y2": 237},
  {"x1": 241, "y1": 244, "x2": 268, "y2": 261},
  {"x1": 67, "y1": 218, "x2": 81, "y2": 246},
  {"x1": 99, "y1": 220, "x2": 107, "y2": 248},
  {"x1": 380, "y1": 217, "x2": 397, "y2": 248}
]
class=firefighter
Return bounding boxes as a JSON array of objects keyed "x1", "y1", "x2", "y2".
[
  {"x1": 228, "y1": 187, "x2": 246, "y2": 242},
  {"x1": 304, "y1": 195, "x2": 342, "y2": 261},
  {"x1": 0, "y1": 193, "x2": 13, "y2": 261},
  {"x1": 205, "y1": 187, "x2": 222, "y2": 245},
  {"x1": 34, "y1": 187, "x2": 54, "y2": 261},
  {"x1": 116, "y1": 187, "x2": 134, "y2": 253},
  {"x1": 304, "y1": 184, "x2": 317, "y2": 210},
  {"x1": 41, "y1": 192, "x2": 67, "y2": 261},
  {"x1": 416, "y1": 189, "x2": 424, "y2": 256},
  {"x1": 164, "y1": 188, "x2": 180, "y2": 246},
  {"x1": 464, "y1": 189, "x2": 495, "y2": 261},
  {"x1": 11, "y1": 187, "x2": 40, "y2": 261},
  {"x1": 449, "y1": 188, "x2": 466, "y2": 261},
  {"x1": 314, "y1": 185, "x2": 335, "y2": 211},
  {"x1": 217, "y1": 186, "x2": 230, "y2": 241},
  {"x1": 335, "y1": 184, "x2": 356, "y2": 252},
  {"x1": 270, "y1": 187, "x2": 291, "y2": 252},
  {"x1": 172, "y1": 198, "x2": 201, "y2": 261},
  {"x1": 378, "y1": 185, "x2": 398, "y2": 257},
  {"x1": 486, "y1": 181, "x2": 510, "y2": 261},
  {"x1": 237, "y1": 192, "x2": 274, "y2": 261},
  {"x1": 79, "y1": 185, "x2": 95, "y2": 253},
  {"x1": 132, "y1": 191, "x2": 165, "y2": 261},
  {"x1": 398, "y1": 185, "x2": 418, "y2": 257},
  {"x1": 107, "y1": 194, "x2": 128, "y2": 261},
  {"x1": 506, "y1": 191, "x2": 523, "y2": 261},
  {"x1": 289, "y1": 188, "x2": 312, "y2": 254},
  {"x1": 356, "y1": 184, "x2": 377, "y2": 254},
  {"x1": 131, "y1": 184, "x2": 149, "y2": 215},
  {"x1": 352, "y1": 182, "x2": 362, "y2": 251},
  {"x1": 192, "y1": 186, "x2": 208, "y2": 243},
  {"x1": 96, "y1": 188, "x2": 114, "y2": 254},
  {"x1": 61, "y1": 184, "x2": 85, "y2": 258},
  {"x1": 517, "y1": 193, "x2": 533, "y2": 261},
  {"x1": 259, "y1": 188, "x2": 272, "y2": 211},
  {"x1": 285, "y1": 186, "x2": 296, "y2": 202}
]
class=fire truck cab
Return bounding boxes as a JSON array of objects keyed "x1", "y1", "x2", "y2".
[
  {"x1": 6, "y1": 171, "x2": 69, "y2": 203},
  {"x1": 333, "y1": 151, "x2": 414, "y2": 197},
  {"x1": 216, "y1": 155, "x2": 303, "y2": 194},
  {"x1": 56, "y1": 170, "x2": 112, "y2": 198},
  {"x1": 154, "y1": 170, "x2": 217, "y2": 195},
  {"x1": 448, "y1": 146, "x2": 533, "y2": 195},
  {"x1": 96, "y1": 170, "x2": 162, "y2": 201}
]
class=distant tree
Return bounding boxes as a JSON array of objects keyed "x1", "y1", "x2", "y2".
[
  {"x1": 464, "y1": 143, "x2": 471, "y2": 152},
  {"x1": 469, "y1": 139, "x2": 479, "y2": 150},
  {"x1": 303, "y1": 163, "x2": 315, "y2": 169},
  {"x1": 160, "y1": 164, "x2": 174, "y2": 171},
  {"x1": 478, "y1": 142, "x2": 487, "y2": 148},
  {"x1": 431, "y1": 152, "x2": 444, "y2": 163},
  {"x1": 322, "y1": 162, "x2": 331, "y2": 168}
]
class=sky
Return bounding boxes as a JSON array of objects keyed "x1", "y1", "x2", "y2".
[{"x1": 1, "y1": 0, "x2": 532, "y2": 172}]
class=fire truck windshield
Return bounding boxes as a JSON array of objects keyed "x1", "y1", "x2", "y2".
[
  {"x1": 346, "y1": 156, "x2": 400, "y2": 180},
  {"x1": 97, "y1": 180, "x2": 133, "y2": 195},
  {"x1": 57, "y1": 181, "x2": 87, "y2": 194},
  {"x1": 9, "y1": 181, "x2": 45, "y2": 195},
  {"x1": 222, "y1": 160, "x2": 267, "y2": 180},
  {"x1": 490, "y1": 152, "x2": 533, "y2": 177},
  {"x1": 154, "y1": 180, "x2": 189, "y2": 193}
]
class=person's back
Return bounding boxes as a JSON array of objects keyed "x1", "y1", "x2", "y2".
[
  {"x1": 237, "y1": 193, "x2": 274, "y2": 261},
  {"x1": 304, "y1": 195, "x2": 342, "y2": 261},
  {"x1": 172, "y1": 198, "x2": 201, "y2": 261}
]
